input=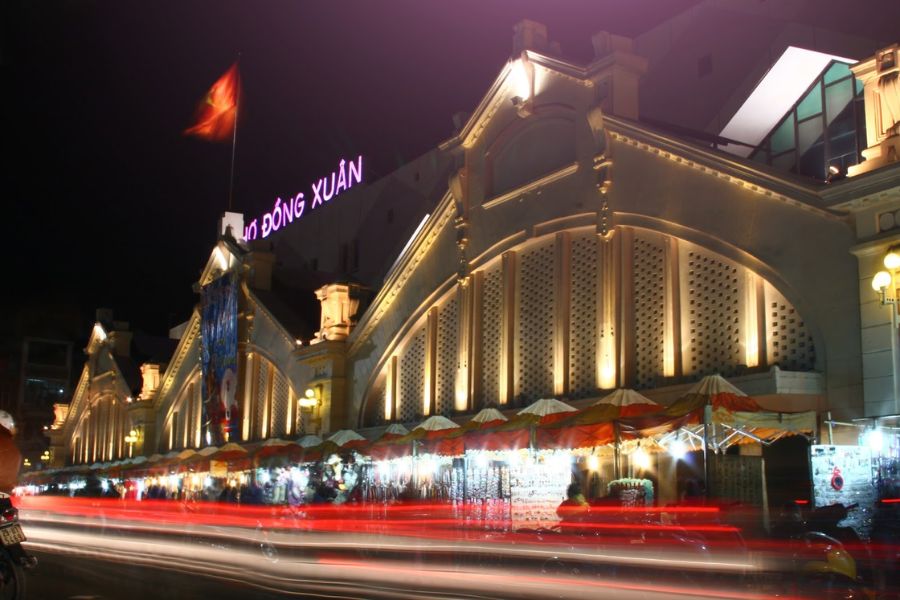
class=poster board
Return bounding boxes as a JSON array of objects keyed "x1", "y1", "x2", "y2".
[{"x1": 809, "y1": 445, "x2": 875, "y2": 539}]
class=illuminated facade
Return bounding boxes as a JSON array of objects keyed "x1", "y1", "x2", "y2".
[{"x1": 48, "y1": 21, "x2": 900, "y2": 466}]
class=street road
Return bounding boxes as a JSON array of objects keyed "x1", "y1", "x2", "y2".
[{"x1": 18, "y1": 518, "x2": 768, "y2": 599}]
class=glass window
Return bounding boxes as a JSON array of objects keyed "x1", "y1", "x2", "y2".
[
  {"x1": 798, "y1": 117, "x2": 823, "y2": 155},
  {"x1": 770, "y1": 114, "x2": 795, "y2": 154},
  {"x1": 825, "y1": 78, "x2": 853, "y2": 125},
  {"x1": 772, "y1": 151, "x2": 796, "y2": 171},
  {"x1": 797, "y1": 85, "x2": 823, "y2": 121},
  {"x1": 798, "y1": 141, "x2": 825, "y2": 180},
  {"x1": 824, "y1": 62, "x2": 852, "y2": 85},
  {"x1": 827, "y1": 106, "x2": 857, "y2": 160}
]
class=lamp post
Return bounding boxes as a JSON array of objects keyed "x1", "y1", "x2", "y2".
[
  {"x1": 124, "y1": 429, "x2": 138, "y2": 458},
  {"x1": 872, "y1": 246, "x2": 900, "y2": 405},
  {"x1": 299, "y1": 387, "x2": 321, "y2": 434}
]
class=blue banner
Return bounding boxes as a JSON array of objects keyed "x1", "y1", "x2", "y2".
[{"x1": 200, "y1": 272, "x2": 239, "y2": 445}]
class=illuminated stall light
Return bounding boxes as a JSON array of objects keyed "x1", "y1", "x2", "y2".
[
  {"x1": 632, "y1": 448, "x2": 652, "y2": 471},
  {"x1": 668, "y1": 439, "x2": 687, "y2": 461}
]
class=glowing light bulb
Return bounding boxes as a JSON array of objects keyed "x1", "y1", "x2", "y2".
[
  {"x1": 669, "y1": 440, "x2": 687, "y2": 461},
  {"x1": 872, "y1": 271, "x2": 892, "y2": 291},
  {"x1": 633, "y1": 448, "x2": 652, "y2": 471}
]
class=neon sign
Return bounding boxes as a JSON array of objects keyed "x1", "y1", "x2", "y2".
[{"x1": 243, "y1": 155, "x2": 363, "y2": 241}]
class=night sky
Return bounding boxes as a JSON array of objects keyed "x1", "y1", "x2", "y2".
[{"x1": 2, "y1": 0, "x2": 894, "y2": 337}]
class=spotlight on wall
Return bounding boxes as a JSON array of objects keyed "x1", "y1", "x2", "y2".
[
  {"x1": 510, "y1": 95, "x2": 532, "y2": 118},
  {"x1": 826, "y1": 163, "x2": 845, "y2": 183}
]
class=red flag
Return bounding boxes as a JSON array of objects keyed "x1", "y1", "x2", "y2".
[{"x1": 184, "y1": 63, "x2": 240, "y2": 141}]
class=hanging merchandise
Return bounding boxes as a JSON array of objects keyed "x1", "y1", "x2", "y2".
[{"x1": 508, "y1": 450, "x2": 572, "y2": 530}]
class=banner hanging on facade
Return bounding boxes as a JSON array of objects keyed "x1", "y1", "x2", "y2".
[{"x1": 201, "y1": 272, "x2": 239, "y2": 445}]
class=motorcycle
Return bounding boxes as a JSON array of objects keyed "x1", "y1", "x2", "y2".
[
  {"x1": 764, "y1": 502, "x2": 873, "y2": 599},
  {"x1": 0, "y1": 493, "x2": 36, "y2": 600}
]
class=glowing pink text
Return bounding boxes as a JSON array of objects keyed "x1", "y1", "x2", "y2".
[{"x1": 243, "y1": 155, "x2": 363, "y2": 241}]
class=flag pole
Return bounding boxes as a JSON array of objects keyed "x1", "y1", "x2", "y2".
[{"x1": 227, "y1": 56, "x2": 241, "y2": 212}]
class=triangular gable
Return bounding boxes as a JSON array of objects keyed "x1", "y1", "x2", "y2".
[
  {"x1": 448, "y1": 50, "x2": 591, "y2": 152},
  {"x1": 198, "y1": 238, "x2": 244, "y2": 287}
]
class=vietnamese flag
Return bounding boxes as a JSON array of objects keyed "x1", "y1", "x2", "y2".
[{"x1": 184, "y1": 63, "x2": 240, "y2": 141}]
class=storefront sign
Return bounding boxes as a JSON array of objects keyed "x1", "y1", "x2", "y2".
[{"x1": 243, "y1": 155, "x2": 363, "y2": 242}]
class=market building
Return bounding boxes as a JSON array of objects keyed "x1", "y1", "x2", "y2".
[{"x1": 39, "y1": 18, "x2": 900, "y2": 522}]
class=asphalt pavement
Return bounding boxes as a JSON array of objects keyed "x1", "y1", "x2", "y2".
[{"x1": 27, "y1": 551, "x2": 289, "y2": 600}]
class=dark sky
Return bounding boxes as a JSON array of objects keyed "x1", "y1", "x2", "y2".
[{"x1": 2, "y1": 0, "x2": 891, "y2": 337}]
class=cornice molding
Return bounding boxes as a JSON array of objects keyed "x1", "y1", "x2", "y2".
[
  {"x1": 604, "y1": 117, "x2": 847, "y2": 223},
  {"x1": 348, "y1": 192, "x2": 456, "y2": 355},
  {"x1": 154, "y1": 312, "x2": 200, "y2": 411},
  {"x1": 820, "y1": 163, "x2": 900, "y2": 212},
  {"x1": 482, "y1": 162, "x2": 579, "y2": 209}
]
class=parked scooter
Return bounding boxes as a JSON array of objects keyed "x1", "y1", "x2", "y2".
[
  {"x1": 0, "y1": 493, "x2": 36, "y2": 600},
  {"x1": 766, "y1": 502, "x2": 872, "y2": 599}
]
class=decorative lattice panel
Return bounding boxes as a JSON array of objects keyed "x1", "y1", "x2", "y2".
[
  {"x1": 271, "y1": 368, "x2": 289, "y2": 437},
  {"x1": 399, "y1": 328, "x2": 425, "y2": 422},
  {"x1": 480, "y1": 266, "x2": 503, "y2": 407},
  {"x1": 633, "y1": 234, "x2": 666, "y2": 389},
  {"x1": 569, "y1": 233, "x2": 597, "y2": 398},
  {"x1": 683, "y1": 249, "x2": 743, "y2": 377},
  {"x1": 436, "y1": 295, "x2": 459, "y2": 415},
  {"x1": 765, "y1": 284, "x2": 816, "y2": 371},
  {"x1": 517, "y1": 239, "x2": 556, "y2": 404},
  {"x1": 256, "y1": 359, "x2": 270, "y2": 439},
  {"x1": 194, "y1": 381, "x2": 202, "y2": 447},
  {"x1": 376, "y1": 384, "x2": 387, "y2": 427}
]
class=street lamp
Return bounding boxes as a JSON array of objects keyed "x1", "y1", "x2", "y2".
[
  {"x1": 299, "y1": 387, "x2": 322, "y2": 434},
  {"x1": 300, "y1": 387, "x2": 320, "y2": 408},
  {"x1": 124, "y1": 429, "x2": 139, "y2": 457},
  {"x1": 871, "y1": 246, "x2": 900, "y2": 303},
  {"x1": 40, "y1": 450, "x2": 50, "y2": 465}
]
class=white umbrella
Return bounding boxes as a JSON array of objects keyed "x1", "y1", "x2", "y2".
[
  {"x1": 327, "y1": 429, "x2": 366, "y2": 447},
  {"x1": 297, "y1": 434, "x2": 323, "y2": 448},
  {"x1": 258, "y1": 438, "x2": 291, "y2": 447},
  {"x1": 593, "y1": 388, "x2": 658, "y2": 407},
  {"x1": 686, "y1": 374, "x2": 746, "y2": 396},
  {"x1": 383, "y1": 423, "x2": 409, "y2": 436},
  {"x1": 415, "y1": 415, "x2": 459, "y2": 431},
  {"x1": 197, "y1": 446, "x2": 219, "y2": 457},
  {"x1": 470, "y1": 408, "x2": 508, "y2": 423},
  {"x1": 517, "y1": 398, "x2": 576, "y2": 417}
]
